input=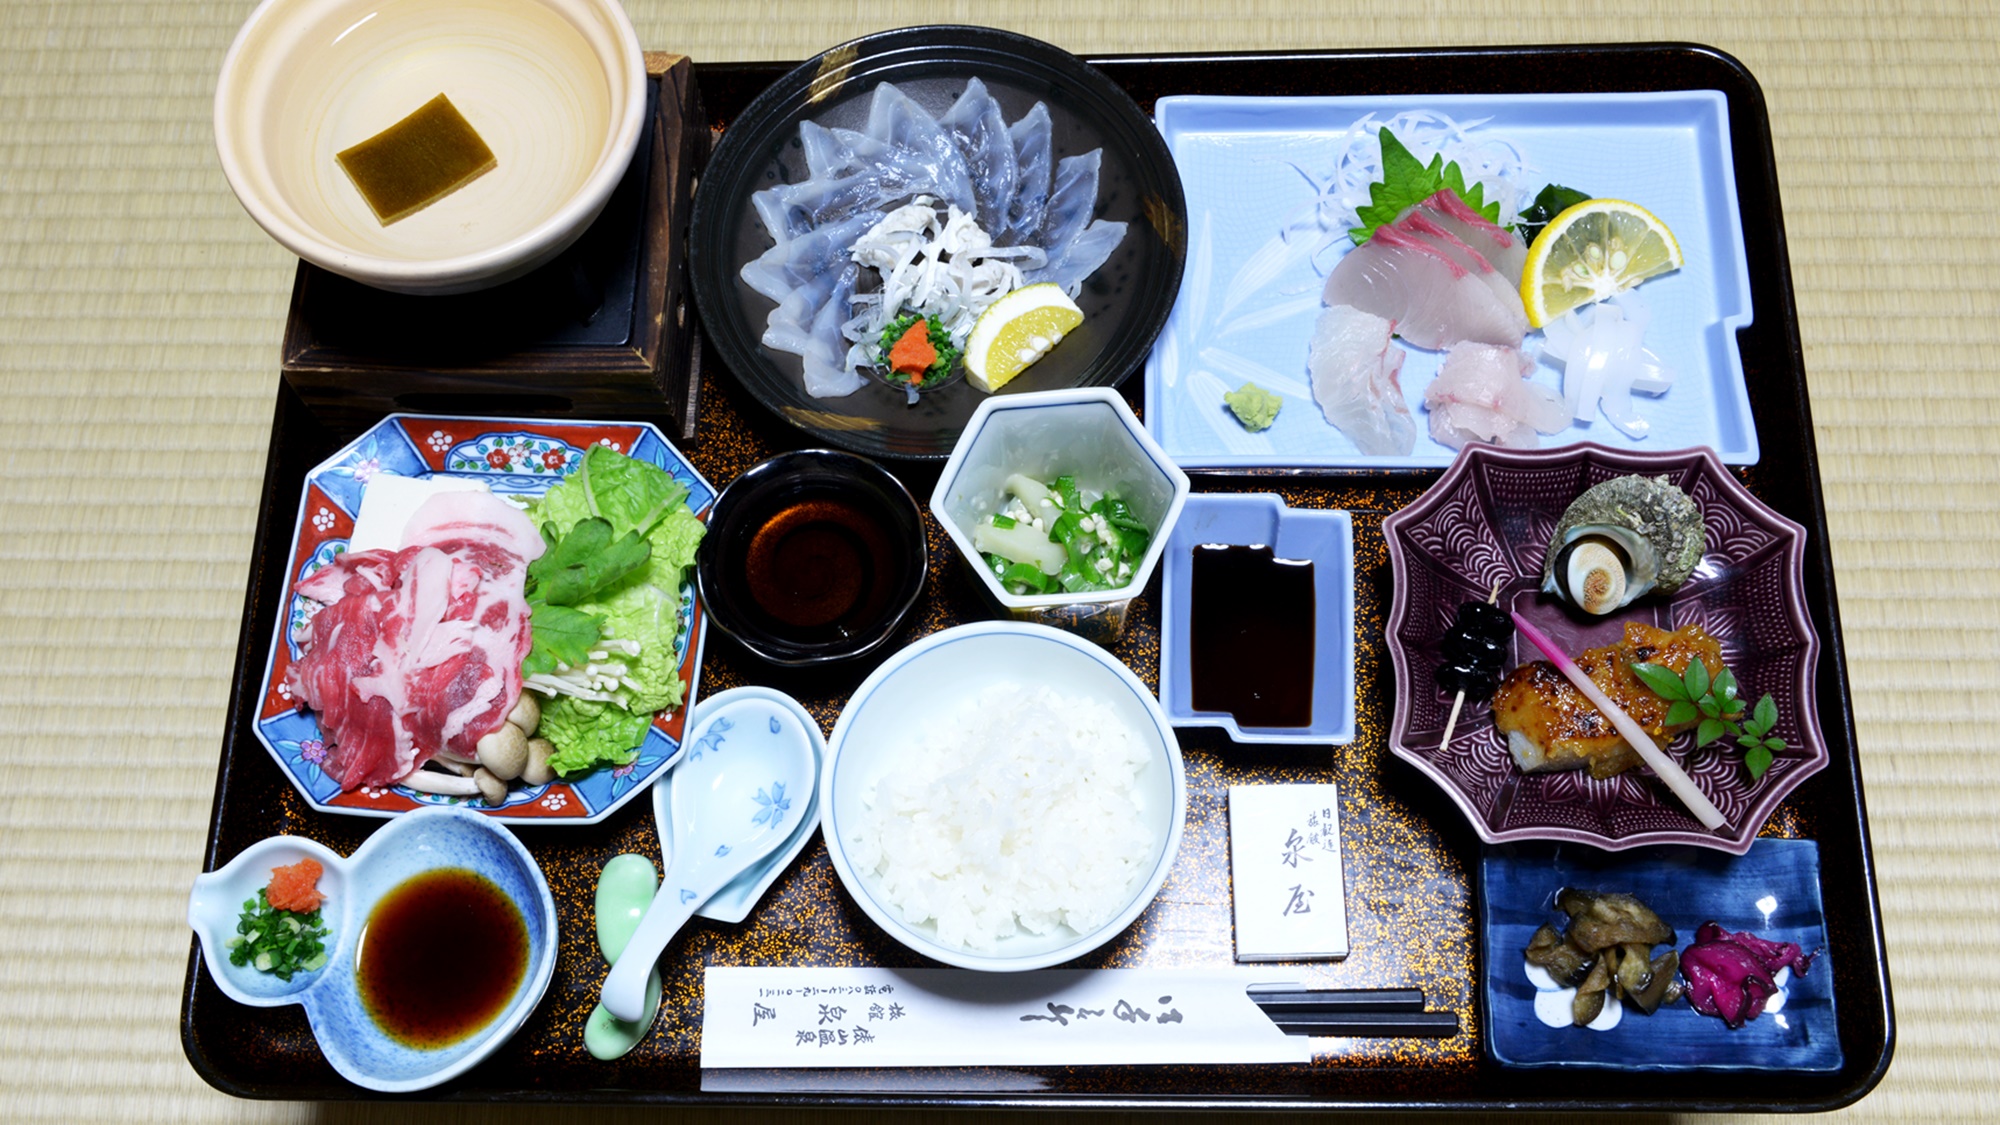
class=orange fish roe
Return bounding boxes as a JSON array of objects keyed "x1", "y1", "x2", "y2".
[{"x1": 266, "y1": 857, "x2": 326, "y2": 913}]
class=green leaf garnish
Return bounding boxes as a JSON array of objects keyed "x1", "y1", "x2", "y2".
[
  {"x1": 1515, "y1": 183, "x2": 1593, "y2": 246},
  {"x1": 528, "y1": 517, "x2": 651, "y2": 607},
  {"x1": 228, "y1": 889, "x2": 330, "y2": 983},
  {"x1": 525, "y1": 603, "x2": 603, "y2": 675},
  {"x1": 1632, "y1": 660, "x2": 1789, "y2": 783},
  {"x1": 1348, "y1": 128, "x2": 1503, "y2": 246}
]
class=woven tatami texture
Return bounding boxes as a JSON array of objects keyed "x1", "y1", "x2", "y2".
[{"x1": 0, "y1": 0, "x2": 1993, "y2": 1121}]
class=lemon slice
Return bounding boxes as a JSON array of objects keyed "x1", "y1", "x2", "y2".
[
  {"x1": 1519, "y1": 199, "x2": 1684, "y2": 328},
  {"x1": 964, "y1": 283, "x2": 1084, "y2": 393}
]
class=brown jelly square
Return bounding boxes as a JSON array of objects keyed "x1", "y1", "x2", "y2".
[{"x1": 335, "y1": 93, "x2": 497, "y2": 225}]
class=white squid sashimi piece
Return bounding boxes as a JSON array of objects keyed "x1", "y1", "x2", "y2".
[
  {"x1": 1324, "y1": 223, "x2": 1528, "y2": 350},
  {"x1": 1416, "y1": 189, "x2": 1527, "y2": 283},
  {"x1": 740, "y1": 210, "x2": 886, "y2": 305},
  {"x1": 1035, "y1": 150, "x2": 1102, "y2": 262},
  {"x1": 1422, "y1": 343, "x2": 1566, "y2": 450},
  {"x1": 1541, "y1": 296, "x2": 1676, "y2": 438},
  {"x1": 939, "y1": 78, "x2": 1019, "y2": 240},
  {"x1": 1031, "y1": 219, "x2": 1127, "y2": 298},
  {"x1": 1308, "y1": 303, "x2": 1416, "y2": 456},
  {"x1": 763, "y1": 130, "x2": 938, "y2": 236},
  {"x1": 798, "y1": 263, "x2": 867, "y2": 398},
  {"x1": 1006, "y1": 102, "x2": 1053, "y2": 246},
  {"x1": 862, "y1": 82, "x2": 976, "y2": 217}
]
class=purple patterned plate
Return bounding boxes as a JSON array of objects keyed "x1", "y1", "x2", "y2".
[{"x1": 1382, "y1": 443, "x2": 1827, "y2": 853}]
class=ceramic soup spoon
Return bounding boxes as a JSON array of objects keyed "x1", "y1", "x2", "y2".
[{"x1": 600, "y1": 697, "x2": 817, "y2": 1022}]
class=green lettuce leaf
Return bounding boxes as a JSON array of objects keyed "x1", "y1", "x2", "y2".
[{"x1": 537, "y1": 695, "x2": 653, "y2": 777}]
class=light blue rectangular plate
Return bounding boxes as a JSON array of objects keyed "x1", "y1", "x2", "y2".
[
  {"x1": 1481, "y1": 840, "x2": 1841, "y2": 1071},
  {"x1": 1157, "y1": 494, "x2": 1354, "y2": 744},
  {"x1": 1146, "y1": 93, "x2": 1757, "y2": 469}
]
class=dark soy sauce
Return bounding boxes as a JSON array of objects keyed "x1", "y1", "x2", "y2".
[
  {"x1": 356, "y1": 868, "x2": 528, "y2": 1049},
  {"x1": 743, "y1": 496, "x2": 901, "y2": 638},
  {"x1": 1189, "y1": 544, "x2": 1315, "y2": 728}
]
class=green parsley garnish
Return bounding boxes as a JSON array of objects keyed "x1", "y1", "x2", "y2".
[
  {"x1": 1349, "y1": 127, "x2": 1504, "y2": 246},
  {"x1": 876, "y1": 312, "x2": 960, "y2": 386},
  {"x1": 227, "y1": 889, "x2": 331, "y2": 981},
  {"x1": 1630, "y1": 661, "x2": 1788, "y2": 781}
]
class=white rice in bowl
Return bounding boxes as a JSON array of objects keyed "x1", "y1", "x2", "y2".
[{"x1": 847, "y1": 681, "x2": 1157, "y2": 952}]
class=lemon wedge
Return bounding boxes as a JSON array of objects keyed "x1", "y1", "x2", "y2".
[
  {"x1": 1519, "y1": 199, "x2": 1684, "y2": 328},
  {"x1": 964, "y1": 283, "x2": 1084, "y2": 393}
]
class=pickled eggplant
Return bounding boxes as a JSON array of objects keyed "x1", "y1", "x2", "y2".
[{"x1": 1525, "y1": 887, "x2": 1682, "y2": 1026}]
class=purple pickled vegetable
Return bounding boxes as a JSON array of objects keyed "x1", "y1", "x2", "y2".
[{"x1": 1681, "y1": 922, "x2": 1813, "y2": 1029}]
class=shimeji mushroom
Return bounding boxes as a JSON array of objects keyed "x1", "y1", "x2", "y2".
[
  {"x1": 395, "y1": 766, "x2": 481, "y2": 798},
  {"x1": 523, "y1": 738, "x2": 556, "y2": 786},
  {"x1": 477, "y1": 722, "x2": 530, "y2": 781}
]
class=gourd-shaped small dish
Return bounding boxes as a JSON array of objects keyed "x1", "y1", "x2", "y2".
[{"x1": 187, "y1": 807, "x2": 558, "y2": 1091}]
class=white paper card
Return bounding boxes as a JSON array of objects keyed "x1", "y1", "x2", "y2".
[
  {"x1": 1229, "y1": 784, "x2": 1349, "y2": 960},
  {"x1": 700, "y1": 968, "x2": 1312, "y2": 1068}
]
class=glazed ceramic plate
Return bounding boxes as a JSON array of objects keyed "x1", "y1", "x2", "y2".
[
  {"x1": 653, "y1": 686, "x2": 826, "y2": 923},
  {"x1": 1481, "y1": 839, "x2": 1840, "y2": 1071},
  {"x1": 1145, "y1": 92, "x2": 1756, "y2": 469},
  {"x1": 1381, "y1": 443, "x2": 1827, "y2": 853},
  {"x1": 1157, "y1": 494, "x2": 1355, "y2": 744},
  {"x1": 687, "y1": 25, "x2": 1187, "y2": 460},
  {"x1": 187, "y1": 808, "x2": 559, "y2": 1091},
  {"x1": 254, "y1": 413, "x2": 715, "y2": 823}
]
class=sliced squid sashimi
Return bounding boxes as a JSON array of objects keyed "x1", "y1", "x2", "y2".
[
  {"x1": 740, "y1": 210, "x2": 886, "y2": 305},
  {"x1": 1422, "y1": 342, "x2": 1567, "y2": 450},
  {"x1": 1324, "y1": 222, "x2": 1529, "y2": 350},
  {"x1": 861, "y1": 82, "x2": 976, "y2": 217},
  {"x1": 1540, "y1": 296, "x2": 1676, "y2": 438},
  {"x1": 1005, "y1": 102, "x2": 1054, "y2": 246},
  {"x1": 1416, "y1": 189, "x2": 1527, "y2": 283},
  {"x1": 1307, "y1": 303, "x2": 1416, "y2": 456},
  {"x1": 939, "y1": 79, "x2": 1019, "y2": 239}
]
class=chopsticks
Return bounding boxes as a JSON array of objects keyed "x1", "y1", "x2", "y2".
[{"x1": 1246, "y1": 984, "x2": 1460, "y2": 1039}]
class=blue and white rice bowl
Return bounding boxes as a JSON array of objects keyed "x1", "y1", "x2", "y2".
[{"x1": 820, "y1": 621, "x2": 1186, "y2": 971}]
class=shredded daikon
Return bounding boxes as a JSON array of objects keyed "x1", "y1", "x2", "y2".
[
  {"x1": 1276, "y1": 110, "x2": 1535, "y2": 275},
  {"x1": 841, "y1": 197, "x2": 1042, "y2": 377}
]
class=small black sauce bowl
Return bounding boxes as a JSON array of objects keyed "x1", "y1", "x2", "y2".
[{"x1": 696, "y1": 450, "x2": 928, "y2": 666}]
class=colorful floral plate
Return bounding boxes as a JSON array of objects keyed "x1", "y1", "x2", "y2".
[
  {"x1": 1381, "y1": 443, "x2": 1827, "y2": 853},
  {"x1": 1481, "y1": 839, "x2": 1841, "y2": 1071},
  {"x1": 253, "y1": 414, "x2": 714, "y2": 823}
]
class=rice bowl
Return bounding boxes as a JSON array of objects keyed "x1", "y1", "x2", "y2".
[{"x1": 821, "y1": 622, "x2": 1185, "y2": 971}]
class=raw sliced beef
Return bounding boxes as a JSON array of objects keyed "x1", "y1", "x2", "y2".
[{"x1": 287, "y1": 491, "x2": 542, "y2": 789}]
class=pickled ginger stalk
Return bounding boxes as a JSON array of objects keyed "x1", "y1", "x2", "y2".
[{"x1": 1509, "y1": 611, "x2": 1726, "y2": 830}]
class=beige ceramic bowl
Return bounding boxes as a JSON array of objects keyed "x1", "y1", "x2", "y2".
[{"x1": 215, "y1": 0, "x2": 645, "y2": 294}]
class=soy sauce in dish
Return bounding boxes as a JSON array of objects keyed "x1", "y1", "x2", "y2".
[
  {"x1": 744, "y1": 496, "x2": 901, "y2": 637},
  {"x1": 1189, "y1": 544, "x2": 1315, "y2": 728},
  {"x1": 357, "y1": 868, "x2": 527, "y2": 1049}
]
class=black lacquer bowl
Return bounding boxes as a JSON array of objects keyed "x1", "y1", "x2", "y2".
[{"x1": 687, "y1": 24, "x2": 1188, "y2": 460}]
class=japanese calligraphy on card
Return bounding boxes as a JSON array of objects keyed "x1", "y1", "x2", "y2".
[{"x1": 1229, "y1": 785, "x2": 1350, "y2": 961}]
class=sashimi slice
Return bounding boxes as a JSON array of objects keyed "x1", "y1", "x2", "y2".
[
  {"x1": 939, "y1": 78, "x2": 1018, "y2": 239},
  {"x1": 1421, "y1": 342, "x2": 1567, "y2": 450},
  {"x1": 1005, "y1": 102, "x2": 1053, "y2": 246},
  {"x1": 1324, "y1": 223, "x2": 1528, "y2": 349},
  {"x1": 1307, "y1": 303, "x2": 1416, "y2": 456},
  {"x1": 1417, "y1": 189, "x2": 1527, "y2": 283},
  {"x1": 1396, "y1": 210, "x2": 1520, "y2": 314}
]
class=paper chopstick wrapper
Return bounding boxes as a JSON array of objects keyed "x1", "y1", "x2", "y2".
[{"x1": 700, "y1": 968, "x2": 1312, "y2": 1068}]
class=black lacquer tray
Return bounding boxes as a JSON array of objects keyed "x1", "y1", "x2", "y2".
[{"x1": 184, "y1": 42, "x2": 1893, "y2": 1111}]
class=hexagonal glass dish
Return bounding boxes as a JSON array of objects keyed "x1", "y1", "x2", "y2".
[
  {"x1": 1158, "y1": 493, "x2": 1356, "y2": 744},
  {"x1": 255, "y1": 413, "x2": 714, "y2": 823},
  {"x1": 1381, "y1": 443, "x2": 1828, "y2": 853},
  {"x1": 930, "y1": 388, "x2": 1189, "y2": 645}
]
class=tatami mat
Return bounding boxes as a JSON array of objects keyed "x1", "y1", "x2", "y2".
[{"x1": 1, "y1": 0, "x2": 1993, "y2": 1121}]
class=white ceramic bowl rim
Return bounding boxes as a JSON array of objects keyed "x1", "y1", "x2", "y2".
[
  {"x1": 819, "y1": 621, "x2": 1187, "y2": 971},
  {"x1": 929, "y1": 388, "x2": 1192, "y2": 611},
  {"x1": 212, "y1": 0, "x2": 646, "y2": 285}
]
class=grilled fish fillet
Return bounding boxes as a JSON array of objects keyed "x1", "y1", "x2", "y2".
[{"x1": 1492, "y1": 622, "x2": 1724, "y2": 779}]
